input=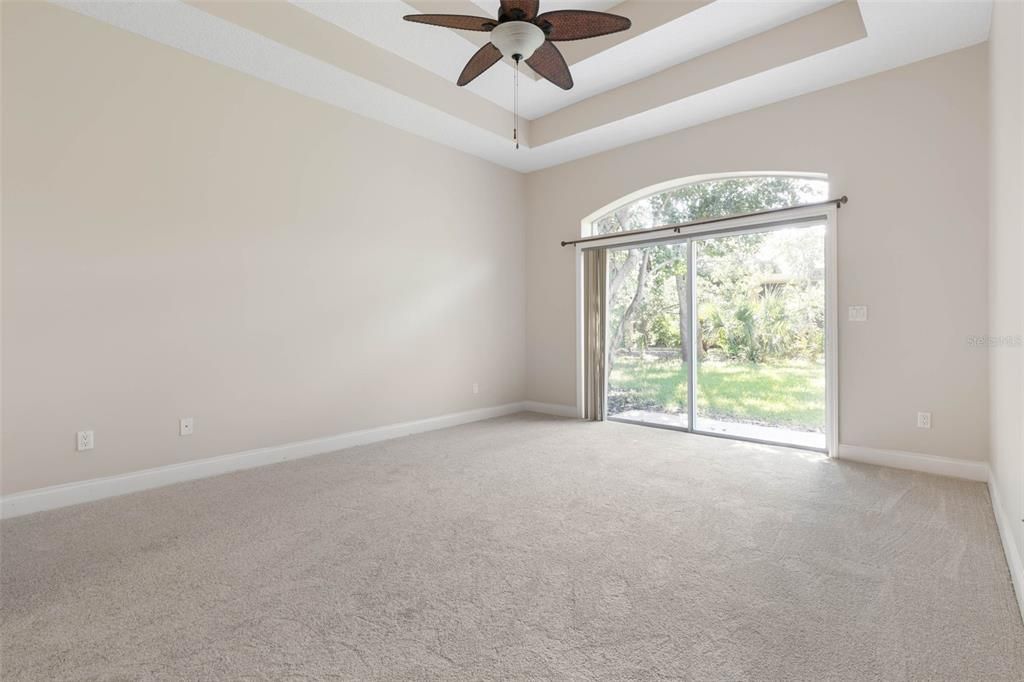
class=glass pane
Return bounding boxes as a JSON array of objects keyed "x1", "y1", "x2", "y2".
[
  {"x1": 606, "y1": 242, "x2": 689, "y2": 428},
  {"x1": 592, "y1": 176, "x2": 828, "y2": 235},
  {"x1": 694, "y1": 224, "x2": 826, "y2": 449}
]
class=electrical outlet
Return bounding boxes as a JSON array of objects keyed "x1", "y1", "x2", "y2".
[
  {"x1": 916, "y1": 412, "x2": 932, "y2": 429},
  {"x1": 77, "y1": 430, "x2": 94, "y2": 451},
  {"x1": 848, "y1": 306, "x2": 868, "y2": 322},
  {"x1": 179, "y1": 417, "x2": 194, "y2": 436},
  {"x1": 472, "y1": 383, "x2": 479, "y2": 395}
]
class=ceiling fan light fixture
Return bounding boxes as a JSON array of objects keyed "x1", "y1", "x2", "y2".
[
  {"x1": 404, "y1": 2, "x2": 633, "y2": 148},
  {"x1": 490, "y1": 21, "x2": 545, "y2": 60}
]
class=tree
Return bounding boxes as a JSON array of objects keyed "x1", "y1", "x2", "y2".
[
  {"x1": 603, "y1": 176, "x2": 826, "y2": 365},
  {"x1": 608, "y1": 248, "x2": 650, "y2": 366}
]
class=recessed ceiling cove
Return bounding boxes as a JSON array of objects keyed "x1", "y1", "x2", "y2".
[{"x1": 53, "y1": 0, "x2": 993, "y2": 173}]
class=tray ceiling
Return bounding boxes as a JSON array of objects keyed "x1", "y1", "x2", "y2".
[{"x1": 52, "y1": 0, "x2": 992, "y2": 172}]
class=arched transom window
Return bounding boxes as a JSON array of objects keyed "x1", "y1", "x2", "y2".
[{"x1": 589, "y1": 173, "x2": 829, "y2": 236}]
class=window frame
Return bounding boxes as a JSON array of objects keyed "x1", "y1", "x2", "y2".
[{"x1": 575, "y1": 192, "x2": 838, "y2": 457}]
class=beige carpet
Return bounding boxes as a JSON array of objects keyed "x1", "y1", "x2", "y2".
[{"x1": 2, "y1": 413, "x2": 1022, "y2": 680}]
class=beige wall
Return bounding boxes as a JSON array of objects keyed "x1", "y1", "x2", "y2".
[
  {"x1": 0, "y1": 3, "x2": 526, "y2": 495},
  {"x1": 525, "y1": 45, "x2": 990, "y2": 462},
  {"x1": 988, "y1": 0, "x2": 1024, "y2": 576},
  {"x1": 0, "y1": 3, "x2": 1004, "y2": 499}
]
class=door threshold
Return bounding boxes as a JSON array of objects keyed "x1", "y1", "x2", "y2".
[{"x1": 606, "y1": 416, "x2": 828, "y2": 454}]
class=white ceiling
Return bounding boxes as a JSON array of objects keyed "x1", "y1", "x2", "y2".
[
  {"x1": 52, "y1": 1, "x2": 993, "y2": 173},
  {"x1": 305, "y1": 0, "x2": 843, "y2": 120}
]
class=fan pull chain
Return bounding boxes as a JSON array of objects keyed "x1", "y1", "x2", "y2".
[{"x1": 513, "y1": 56, "x2": 520, "y2": 150}]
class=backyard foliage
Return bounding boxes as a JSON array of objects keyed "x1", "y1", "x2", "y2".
[
  {"x1": 602, "y1": 176, "x2": 828, "y2": 365},
  {"x1": 607, "y1": 356, "x2": 826, "y2": 431}
]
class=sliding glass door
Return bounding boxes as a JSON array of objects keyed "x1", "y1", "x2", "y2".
[
  {"x1": 692, "y1": 223, "x2": 826, "y2": 449},
  {"x1": 604, "y1": 220, "x2": 829, "y2": 451},
  {"x1": 606, "y1": 242, "x2": 690, "y2": 428}
]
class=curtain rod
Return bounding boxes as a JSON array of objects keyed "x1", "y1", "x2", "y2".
[{"x1": 560, "y1": 195, "x2": 848, "y2": 247}]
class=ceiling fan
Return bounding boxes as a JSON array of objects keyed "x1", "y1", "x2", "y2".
[{"x1": 404, "y1": 1, "x2": 631, "y2": 148}]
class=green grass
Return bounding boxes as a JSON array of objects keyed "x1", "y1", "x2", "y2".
[{"x1": 607, "y1": 354, "x2": 825, "y2": 432}]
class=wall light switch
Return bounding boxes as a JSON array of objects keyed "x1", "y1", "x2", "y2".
[
  {"x1": 916, "y1": 412, "x2": 932, "y2": 429},
  {"x1": 179, "y1": 417, "x2": 194, "y2": 436},
  {"x1": 77, "y1": 430, "x2": 94, "y2": 451},
  {"x1": 848, "y1": 306, "x2": 868, "y2": 322},
  {"x1": 472, "y1": 383, "x2": 479, "y2": 395}
]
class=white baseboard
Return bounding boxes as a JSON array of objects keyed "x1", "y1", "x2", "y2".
[
  {"x1": 522, "y1": 401, "x2": 579, "y2": 418},
  {"x1": 989, "y1": 473, "x2": 1024, "y2": 624},
  {"x1": 837, "y1": 444, "x2": 989, "y2": 482},
  {"x1": 0, "y1": 402, "x2": 532, "y2": 520}
]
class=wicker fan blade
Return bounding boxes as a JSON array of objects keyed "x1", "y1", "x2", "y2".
[
  {"x1": 499, "y1": 0, "x2": 540, "y2": 21},
  {"x1": 458, "y1": 42, "x2": 503, "y2": 86},
  {"x1": 526, "y1": 41, "x2": 573, "y2": 90},
  {"x1": 403, "y1": 14, "x2": 496, "y2": 31},
  {"x1": 534, "y1": 10, "x2": 631, "y2": 41}
]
